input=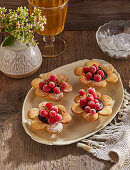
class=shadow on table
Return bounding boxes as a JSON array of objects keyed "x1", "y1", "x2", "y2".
[{"x1": 3, "y1": 115, "x2": 114, "y2": 169}]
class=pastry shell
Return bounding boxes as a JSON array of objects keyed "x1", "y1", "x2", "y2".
[
  {"x1": 27, "y1": 102, "x2": 72, "y2": 134},
  {"x1": 31, "y1": 72, "x2": 72, "y2": 102},
  {"x1": 71, "y1": 92, "x2": 112, "y2": 122},
  {"x1": 74, "y1": 60, "x2": 118, "y2": 89}
]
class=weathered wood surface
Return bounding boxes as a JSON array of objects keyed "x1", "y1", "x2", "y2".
[
  {"x1": 1, "y1": 0, "x2": 130, "y2": 30},
  {"x1": 0, "y1": 31, "x2": 130, "y2": 170}
]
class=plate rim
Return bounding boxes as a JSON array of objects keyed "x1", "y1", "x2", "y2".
[{"x1": 22, "y1": 59, "x2": 124, "y2": 145}]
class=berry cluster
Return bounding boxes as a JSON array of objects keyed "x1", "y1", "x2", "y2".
[
  {"x1": 39, "y1": 103, "x2": 62, "y2": 124},
  {"x1": 79, "y1": 87, "x2": 102, "y2": 115},
  {"x1": 83, "y1": 64, "x2": 105, "y2": 82},
  {"x1": 39, "y1": 74, "x2": 67, "y2": 94}
]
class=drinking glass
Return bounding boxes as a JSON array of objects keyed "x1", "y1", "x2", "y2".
[{"x1": 28, "y1": 0, "x2": 69, "y2": 57}]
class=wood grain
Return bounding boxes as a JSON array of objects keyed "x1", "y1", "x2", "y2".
[
  {"x1": 0, "y1": 31, "x2": 130, "y2": 170},
  {"x1": 1, "y1": 0, "x2": 130, "y2": 30}
]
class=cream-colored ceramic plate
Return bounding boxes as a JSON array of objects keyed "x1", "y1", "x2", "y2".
[{"x1": 22, "y1": 59, "x2": 124, "y2": 145}]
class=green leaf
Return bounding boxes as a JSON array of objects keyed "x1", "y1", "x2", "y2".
[{"x1": 2, "y1": 35, "x2": 15, "y2": 47}]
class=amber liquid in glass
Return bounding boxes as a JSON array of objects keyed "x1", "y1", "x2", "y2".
[{"x1": 29, "y1": 0, "x2": 68, "y2": 36}]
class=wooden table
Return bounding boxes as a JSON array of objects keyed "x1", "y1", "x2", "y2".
[{"x1": 0, "y1": 1, "x2": 130, "y2": 170}]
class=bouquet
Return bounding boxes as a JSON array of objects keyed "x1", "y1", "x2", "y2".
[{"x1": 0, "y1": 7, "x2": 46, "y2": 46}]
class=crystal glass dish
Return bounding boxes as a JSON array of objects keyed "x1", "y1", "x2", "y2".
[{"x1": 96, "y1": 20, "x2": 130, "y2": 59}]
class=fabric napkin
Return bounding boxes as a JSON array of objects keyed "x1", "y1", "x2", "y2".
[{"x1": 77, "y1": 89, "x2": 130, "y2": 170}]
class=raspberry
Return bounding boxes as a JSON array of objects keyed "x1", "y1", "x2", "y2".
[
  {"x1": 43, "y1": 85, "x2": 51, "y2": 93},
  {"x1": 61, "y1": 81, "x2": 67, "y2": 89},
  {"x1": 53, "y1": 87, "x2": 61, "y2": 94},
  {"x1": 86, "y1": 94, "x2": 94, "y2": 101},
  {"x1": 49, "y1": 110, "x2": 56, "y2": 117},
  {"x1": 90, "y1": 66, "x2": 97, "y2": 74},
  {"x1": 46, "y1": 114, "x2": 50, "y2": 119},
  {"x1": 79, "y1": 89, "x2": 85, "y2": 96},
  {"x1": 93, "y1": 93, "x2": 98, "y2": 99},
  {"x1": 95, "y1": 103, "x2": 101, "y2": 111},
  {"x1": 49, "y1": 74, "x2": 57, "y2": 81},
  {"x1": 39, "y1": 81, "x2": 45, "y2": 90},
  {"x1": 80, "y1": 99, "x2": 87, "y2": 108},
  {"x1": 45, "y1": 103, "x2": 53, "y2": 110},
  {"x1": 88, "y1": 87, "x2": 95, "y2": 94},
  {"x1": 39, "y1": 108, "x2": 48, "y2": 117},
  {"x1": 49, "y1": 81, "x2": 55, "y2": 89},
  {"x1": 94, "y1": 99, "x2": 99, "y2": 103},
  {"x1": 85, "y1": 106, "x2": 91, "y2": 113},
  {"x1": 88, "y1": 101, "x2": 95, "y2": 108},
  {"x1": 90, "y1": 109, "x2": 96, "y2": 115},
  {"x1": 51, "y1": 106, "x2": 58, "y2": 112},
  {"x1": 48, "y1": 117, "x2": 56, "y2": 124},
  {"x1": 83, "y1": 66, "x2": 90, "y2": 73},
  {"x1": 55, "y1": 113, "x2": 62, "y2": 122},
  {"x1": 93, "y1": 64, "x2": 98, "y2": 71},
  {"x1": 94, "y1": 74, "x2": 102, "y2": 82},
  {"x1": 97, "y1": 70, "x2": 104, "y2": 77},
  {"x1": 86, "y1": 72, "x2": 93, "y2": 80}
]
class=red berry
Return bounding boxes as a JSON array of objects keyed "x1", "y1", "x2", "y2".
[
  {"x1": 93, "y1": 93, "x2": 98, "y2": 99},
  {"x1": 55, "y1": 78, "x2": 60, "y2": 83},
  {"x1": 86, "y1": 72, "x2": 93, "y2": 80},
  {"x1": 48, "y1": 117, "x2": 56, "y2": 124},
  {"x1": 83, "y1": 66, "x2": 90, "y2": 73},
  {"x1": 94, "y1": 99, "x2": 99, "y2": 103},
  {"x1": 39, "y1": 81, "x2": 45, "y2": 89},
  {"x1": 80, "y1": 99, "x2": 88, "y2": 108},
  {"x1": 93, "y1": 64, "x2": 98, "y2": 71},
  {"x1": 49, "y1": 81, "x2": 55, "y2": 89},
  {"x1": 94, "y1": 74, "x2": 102, "y2": 82},
  {"x1": 55, "y1": 114, "x2": 62, "y2": 122},
  {"x1": 53, "y1": 87, "x2": 61, "y2": 94},
  {"x1": 85, "y1": 106, "x2": 91, "y2": 113},
  {"x1": 90, "y1": 109, "x2": 96, "y2": 115},
  {"x1": 51, "y1": 106, "x2": 58, "y2": 112},
  {"x1": 88, "y1": 87, "x2": 95, "y2": 94},
  {"x1": 43, "y1": 85, "x2": 51, "y2": 93},
  {"x1": 90, "y1": 66, "x2": 97, "y2": 74},
  {"x1": 39, "y1": 108, "x2": 48, "y2": 117},
  {"x1": 79, "y1": 89, "x2": 85, "y2": 96},
  {"x1": 45, "y1": 103, "x2": 53, "y2": 110},
  {"x1": 86, "y1": 94, "x2": 94, "y2": 101},
  {"x1": 44, "y1": 79, "x2": 49, "y2": 84},
  {"x1": 61, "y1": 81, "x2": 67, "y2": 89},
  {"x1": 49, "y1": 74, "x2": 57, "y2": 81},
  {"x1": 49, "y1": 110, "x2": 56, "y2": 117},
  {"x1": 88, "y1": 101, "x2": 95, "y2": 108},
  {"x1": 97, "y1": 70, "x2": 104, "y2": 77},
  {"x1": 95, "y1": 103, "x2": 101, "y2": 111},
  {"x1": 46, "y1": 114, "x2": 50, "y2": 119}
]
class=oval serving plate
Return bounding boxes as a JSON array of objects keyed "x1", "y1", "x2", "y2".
[{"x1": 22, "y1": 59, "x2": 124, "y2": 145}]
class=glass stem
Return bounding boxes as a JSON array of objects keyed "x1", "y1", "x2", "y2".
[{"x1": 43, "y1": 36, "x2": 55, "y2": 47}]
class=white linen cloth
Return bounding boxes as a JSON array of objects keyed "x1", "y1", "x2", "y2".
[{"x1": 77, "y1": 89, "x2": 130, "y2": 170}]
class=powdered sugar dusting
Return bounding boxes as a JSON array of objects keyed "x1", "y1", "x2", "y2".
[
  {"x1": 101, "y1": 63, "x2": 112, "y2": 70},
  {"x1": 47, "y1": 122, "x2": 63, "y2": 133},
  {"x1": 38, "y1": 102, "x2": 47, "y2": 109},
  {"x1": 55, "y1": 92, "x2": 63, "y2": 100}
]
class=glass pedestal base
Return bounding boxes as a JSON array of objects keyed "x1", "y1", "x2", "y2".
[{"x1": 41, "y1": 36, "x2": 66, "y2": 58}]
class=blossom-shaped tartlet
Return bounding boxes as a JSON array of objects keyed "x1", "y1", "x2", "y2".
[
  {"x1": 27, "y1": 102, "x2": 72, "y2": 134},
  {"x1": 74, "y1": 60, "x2": 118, "y2": 89},
  {"x1": 71, "y1": 87, "x2": 112, "y2": 122},
  {"x1": 31, "y1": 72, "x2": 72, "y2": 102}
]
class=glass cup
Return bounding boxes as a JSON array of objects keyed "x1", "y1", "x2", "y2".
[{"x1": 28, "y1": 0, "x2": 69, "y2": 57}]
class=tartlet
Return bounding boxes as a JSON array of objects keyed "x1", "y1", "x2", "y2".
[
  {"x1": 74, "y1": 60, "x2": 118, "y2": 89},
  {"x1": 27, "y1": 102, "x2": 72, "y2": 134},
  {"x1": 31, "y1": 72, "x2": 72, "y2": 102},
  {"x1": 71, "y1": 87, "x2": 112, "y2": 122}
]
